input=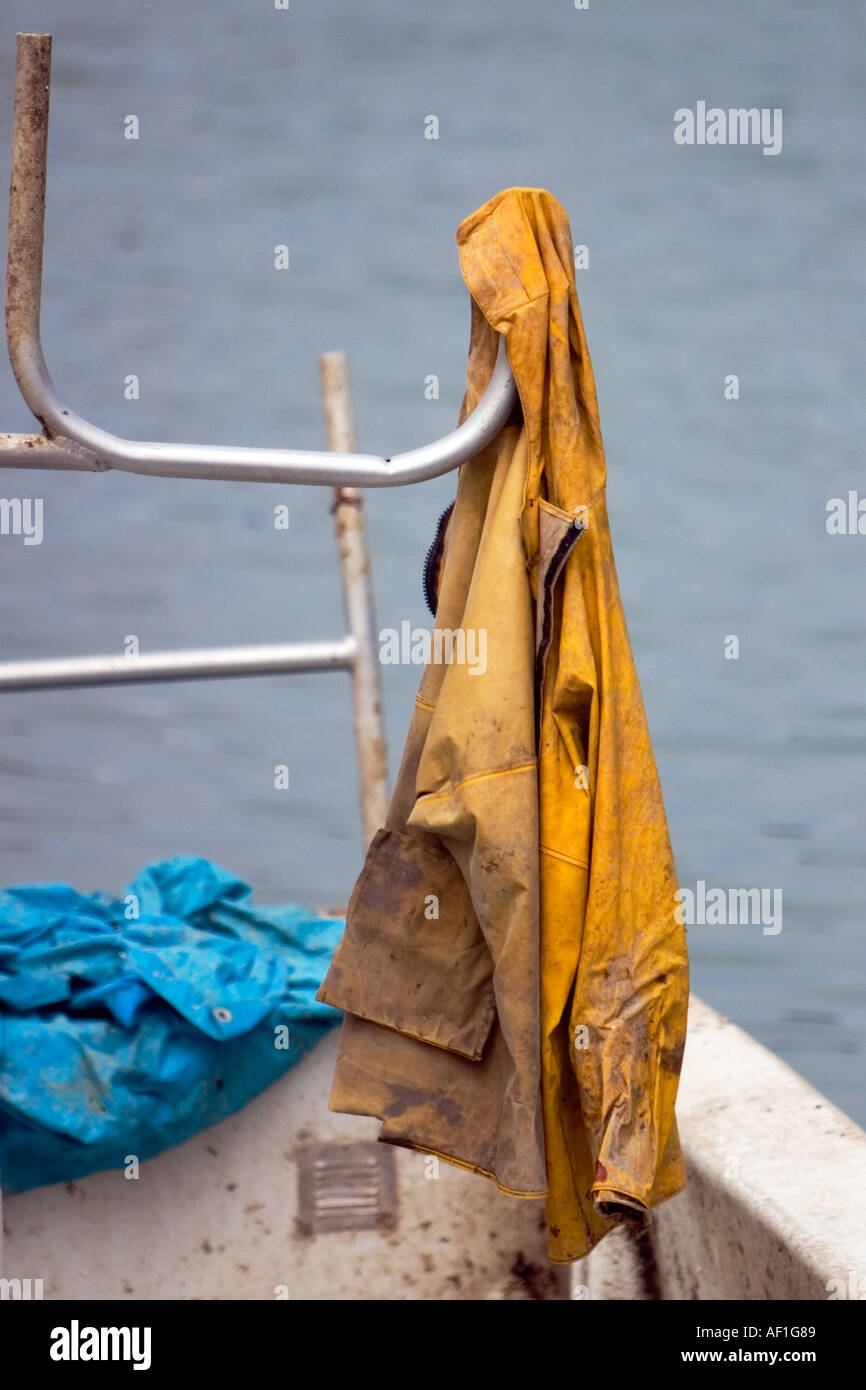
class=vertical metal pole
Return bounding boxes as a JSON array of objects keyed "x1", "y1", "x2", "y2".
[
  {"x1": 319, "y1": 353, "x2": 388, "y2": 848},
  {"x1": 6, "y1": 33, "x2": 52, "y2": 410}
]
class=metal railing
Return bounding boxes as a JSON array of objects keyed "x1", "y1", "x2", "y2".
[{"x1": 1, "y1": 32, "x2": 517, "y2": 846}]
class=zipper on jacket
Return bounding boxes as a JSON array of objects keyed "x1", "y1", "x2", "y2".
[{"x1": 422, "y1": 500, "x2": 455, "y2": 617}]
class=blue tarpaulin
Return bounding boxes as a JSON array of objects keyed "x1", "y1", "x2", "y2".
[{"x1": 0, "y1": 856, "x2": 343, "y2": 1193}]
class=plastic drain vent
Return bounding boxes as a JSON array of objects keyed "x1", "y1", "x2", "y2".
[{"x1": 297, "y1": 1142, "x2": 398, "y2": 1235}]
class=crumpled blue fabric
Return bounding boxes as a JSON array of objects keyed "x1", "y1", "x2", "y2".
[{"x1": 0, "y1": 856, "x2": 343, "y2": 1193}]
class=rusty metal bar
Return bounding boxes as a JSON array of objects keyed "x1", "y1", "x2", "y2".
[
  {"x1": 0, "y1": 431, "x2": 106, "y2": 470},
  {"x1": 4, "y1": 33, "x2": 518, "y2": 486},
  {"x1": 6, "y1": 32, "x2": 51, "y2": 434},
  {"x1": 320, "y1": 351, "x2": 388, "y2": 847}
]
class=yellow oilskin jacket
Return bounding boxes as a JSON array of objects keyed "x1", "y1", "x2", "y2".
[{"x1": 317, "y1": 187, "x2": 689, "y2": 1264}]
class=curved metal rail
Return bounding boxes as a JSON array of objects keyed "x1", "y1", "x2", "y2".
[{"x1": 4, "y1": 32, "x2": 518, "y2": 485}]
